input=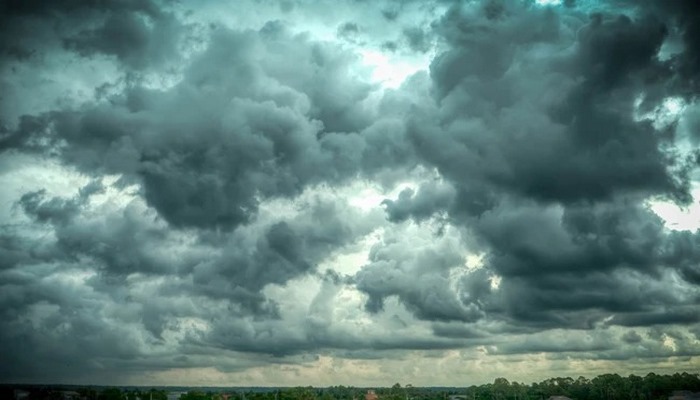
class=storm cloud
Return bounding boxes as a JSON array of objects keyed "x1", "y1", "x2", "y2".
[{"x1": 1, "y1": 0, "x2": 699, "y2": 387}]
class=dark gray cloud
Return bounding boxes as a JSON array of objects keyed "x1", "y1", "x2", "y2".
[
  {"x1": 421, "y1": 3, "x2": 691, "y2": 206},
  {"x1": 370, "y1": 0, "x2": 700, "y2": 349},
  {"x1": 381, "y1": 180, "x2": 455, "y2": 223},
  {"x1": 0, "y1": 0, "x2": 163, "y2": 60},
  {"x1": 1, "y1": 0, "x2": 700, "y2": 386},
  {"x1": 4, "y1": 22, "x2": 383, "y2": 230},
  {"x1": 189, "y1": 197, "x2": 380, "y2": 311},
  {"x1": 622, "y1": 330, "x2": 643, "y2": 344},
  {"x1": 355, "y1": 233, "x2": 480, "y2": 322},
  {"x1": 402, "y1": 27, "x2": 432, "y2": 53},
  {"x1": 63, "y1": 7, "x2": 184, "y2": 70}
]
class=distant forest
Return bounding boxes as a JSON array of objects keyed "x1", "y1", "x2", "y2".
[{"x1": 3, "y1": 372, "x2": 700, "y2": 400}]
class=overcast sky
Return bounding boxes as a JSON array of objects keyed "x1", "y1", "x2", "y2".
[{"x1": 1, "y1": 0, "x2": 700, "y2": 387}]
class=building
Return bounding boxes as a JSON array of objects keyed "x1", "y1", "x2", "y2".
[
  {"x1": 58, "y1": 391, "x2": 81, "y2": 399},
  {"x1": 13, "y1": 389, "x2": 29, "y2": 400},
  {"x1": 167, "y1": 392, "x2": 188, "y2": 400},
  {"x1": 365, "y1": 390, "x2": 379, "y2": 400},
  {"x1": 669, "y1": 391, "x2": 700, "y2": 400}
]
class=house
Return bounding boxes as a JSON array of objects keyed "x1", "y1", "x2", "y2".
[
  {"x1": 13, "y1": 389, "x2": 29, "y2": 400},
  {"x1": 167, "y1": 392, "x2": 188, "y2": 400},
  {"x1": 669, "y1": 391, "x2": 700, "y2": 400},
  {"x1": 365, "y1": 390, "x2": 379, "y2": 400},
  {"x1": 58, "y1": 391, "x2": 81, "y2": 400}
]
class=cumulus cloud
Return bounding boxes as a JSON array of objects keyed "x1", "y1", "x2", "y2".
[{"x1": 1, "y1": 0, "x2": 699, "y2": 386}]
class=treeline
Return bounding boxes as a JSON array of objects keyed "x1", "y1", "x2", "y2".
[
  {"x1": 2, "y1": 372, "x2": 699, "y2": 400},
  {"x1": 458, "y1": 372, "x2": 700, "y2": 400},
  {"x1": 0, "y1": 386, "x2": 168, "y2": 400},
  {"x1": 182, "y1": 373, "x2": 700, "y2": 400}
]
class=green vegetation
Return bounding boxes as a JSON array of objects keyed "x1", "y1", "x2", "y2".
[
  {"x1": 172, "y1": 373, "x2": 700, "y2": 400},
  {"x1": 457, "y1": 373, "x2": 700, "y2": 400},
  {"x1": 3, "y1": 372, "x2": 699, "y2": 400}
]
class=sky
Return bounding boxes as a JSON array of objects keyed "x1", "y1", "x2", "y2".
[{"x1": 1, "y1": 0, "x2": 700, "y2": 388}]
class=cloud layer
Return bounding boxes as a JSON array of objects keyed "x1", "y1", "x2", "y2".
[{"x1": 1, "y1": 0, "x2": 699, "y2": 386}]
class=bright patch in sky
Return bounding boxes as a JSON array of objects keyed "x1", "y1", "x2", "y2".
[
  {"x1": 347, "y1": 184, "x2": 386, "y2": 211},
  {"x1": 490, "y1": 275, "x2": 502, "y2": 290},
  {"x1": 634, "y1": 96, "x2": 687, "y2": 129},
  {"x1": 535, "y1": 0, "x2": 562, "y2": 5},
  {"x1": 359, "y1": 49, "x2": 426, "y2": 89},
  {"x1": 648, "y1": 187, "x2": 700, "y2": 231}
]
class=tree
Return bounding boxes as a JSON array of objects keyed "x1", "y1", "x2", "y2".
[
  {"x1": 99, "y1": 388, "x2": 123, "y2": 400},
  {"x1": 493, "y1": 378, "x2": 510, "y2": 400}
]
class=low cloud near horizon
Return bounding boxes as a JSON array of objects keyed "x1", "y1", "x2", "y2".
[{"x1": 1, "y1": 0, "x2": 700, "y2": 387}]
